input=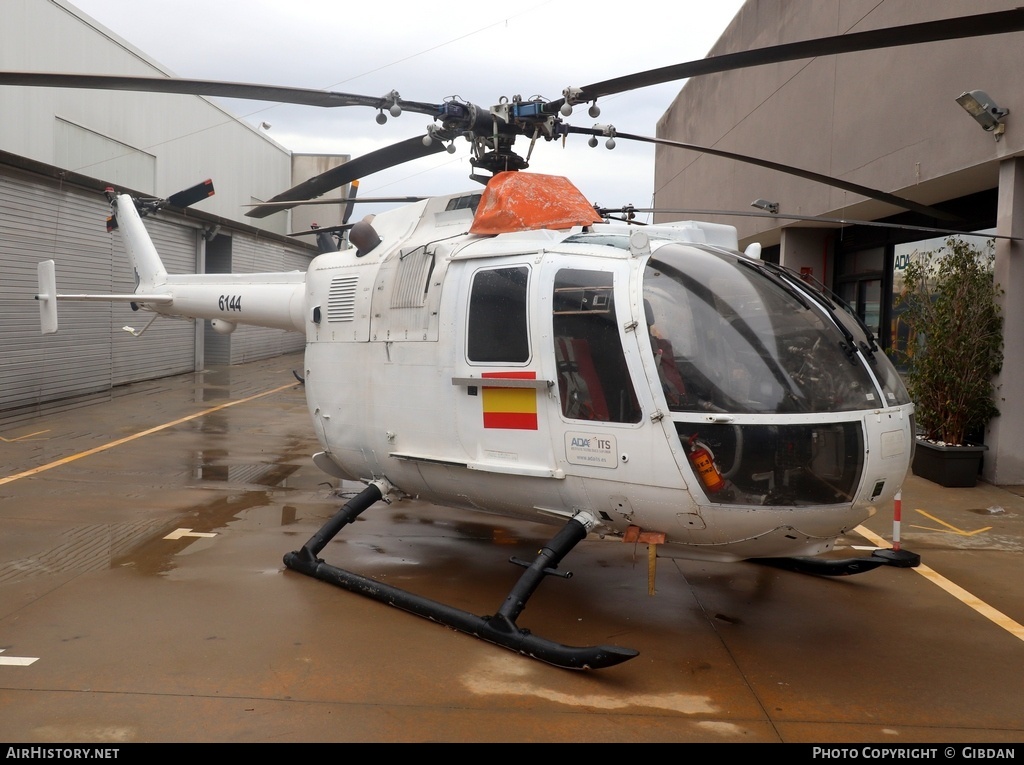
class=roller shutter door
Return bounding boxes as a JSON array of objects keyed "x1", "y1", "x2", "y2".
[
  {"x1": 0, "y1": 168, "x2": 197, "y2": 417},
  {"x1": 110, "y1": 215, "x2": 196, "y2": 385},
  {"x1": 223, "y1": 234, "x2": 306, "y2": 364}
]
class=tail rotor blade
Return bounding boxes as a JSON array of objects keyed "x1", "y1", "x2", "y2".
[
  {"x1": 167, "y1": 179, "x2": 215, "y2": 209},
  {"x1": 342, "y1": 180, "x2": 360, "y2": 226}
]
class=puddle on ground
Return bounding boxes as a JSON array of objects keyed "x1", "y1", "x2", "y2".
[
  {"x1": 189, "y1": 439, "x2": 306, "y2": 486},
  {"x1": 3, "y1": 448, "x2": 313, "y2": 583},
  {"x1": 966, "y1": 506, "x2": 1013, "y2": 516},
  {"x1": 460, "y1": 653, "x2": 720, "y2": 716}
]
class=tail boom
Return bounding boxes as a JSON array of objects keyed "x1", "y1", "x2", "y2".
[{"x1": 36, "y1": 192, "x2": 308, "y2": 335}]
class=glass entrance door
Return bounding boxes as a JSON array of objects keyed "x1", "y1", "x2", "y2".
[{"x1": 837, "y1": 277, "x2": 883, "y2": 340}]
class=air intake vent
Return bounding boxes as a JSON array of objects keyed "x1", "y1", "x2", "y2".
[
  {"x1": 327, "y1": 276, "x2": 358, "y2": 322},
  {"x1": 391, "y1": 250, "x2": 434, "y2": 308}
]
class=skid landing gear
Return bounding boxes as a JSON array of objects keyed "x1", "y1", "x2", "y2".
[
  {"x1": 283, "y1": 481, "x2": 638, "y2": 670},
  {"x1": 754, "y1": 548, "x2": 921, "y2": 576}
]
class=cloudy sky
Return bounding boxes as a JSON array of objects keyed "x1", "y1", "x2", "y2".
[{"x1": 67, "y1": 0, "x2": 745, "y2": 215}]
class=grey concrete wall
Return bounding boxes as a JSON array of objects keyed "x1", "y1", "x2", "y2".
[
  {"x1": 655, "y1": 0, "x2": 1023, "y2": 244},
  {"x1": 655, "y1": 0, "x2": 1024, "y2": 483}
]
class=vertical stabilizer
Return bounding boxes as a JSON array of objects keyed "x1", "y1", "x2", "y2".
[
  {"x1": 37, "y1": 259, "x2": 58, "y2": 335},
  {"x1": 113, "y1": 193, "x2": 167, "y2": 291}
]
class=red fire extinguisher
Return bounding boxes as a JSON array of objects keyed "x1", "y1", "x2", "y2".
[{"x1": 688, "y1": 433, "x2": 726, "y2": 493}]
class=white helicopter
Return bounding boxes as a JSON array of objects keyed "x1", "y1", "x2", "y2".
[{"x1": 15, "y1": 8, "x2": 1024, "y2": 668}]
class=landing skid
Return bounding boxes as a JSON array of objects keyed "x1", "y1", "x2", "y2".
[
  {"x1": 754, "y1": 547, "x2": 921, "y2": 576},
  {"x1": 283, "y1": 481, "x2": 638, "y2": 670}
]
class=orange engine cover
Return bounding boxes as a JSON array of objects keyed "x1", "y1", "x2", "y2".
[{"x1": 469, "y1": 172, "x2": 603, "y2": 235}]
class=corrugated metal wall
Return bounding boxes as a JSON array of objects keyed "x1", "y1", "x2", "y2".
[
  {"x1": 111, "y1": 216, "x2": 197, "y2": 385},
  {"x1": 0, "y1": 1, "x2": 317, "y2": 424},
  {"x1": 0, "y1": 167, "x2": 196, "y2": 419},
  {"x1": 224, "y1": 234, "x2": 306, "y2": 365},
  {"x1": 1, "y1": 163, "x2": 313, "y2": 421}
]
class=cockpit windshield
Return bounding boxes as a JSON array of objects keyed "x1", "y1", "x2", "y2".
[{"x1": 643, "y1": 246, "x2": 885, "y2": 414}]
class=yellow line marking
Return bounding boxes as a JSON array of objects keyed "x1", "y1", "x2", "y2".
[
  {"x1": 911, "y1": 509, "x2": 991, "y2": 536},
  {"x1": 0, "y1": 383, "x2": 297, "y2": 487},
  {"x1": 0, "y1": 430, "x2": 51, "y2": 442},
  {"x1": 853, "y1": 525, "x2": 895, "y2": 551},
  {"x1": 855, "y1": 525, "x2": 1024, "y2": 643}
]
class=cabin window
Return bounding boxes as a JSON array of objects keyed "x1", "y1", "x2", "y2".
[
  {"x1": 674, "y1": 421, "x2": 865, "y2": 506},
  {"x1": 467, "y1": 266, "x2": 530, "y2": 363},
  {"x1": 552, "y1": 269, "x2": 641, "y2": 423}
]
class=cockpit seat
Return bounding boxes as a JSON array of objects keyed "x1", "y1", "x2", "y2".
[
  {"x1": 654, "y1": 337, "x2": 688, "y2": 409},
  {"x1": 555, "y1": 336, "x2": 609, "y2": 420}
]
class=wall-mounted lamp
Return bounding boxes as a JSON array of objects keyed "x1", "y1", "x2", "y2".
[
  {"x1": 956, "y1": 90, "x2": 1009, "y2": 140},
  {"x1": 751, "y1": 198, "x2": 779, "y2": 214}
]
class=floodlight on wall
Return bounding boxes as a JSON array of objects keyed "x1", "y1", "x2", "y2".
[
  {"x1": 956, "y1": 90, "x2": 1009, "y2": 139},
  {"x1": 751, "y1": 198, "x2": 779, "y2": 214}
]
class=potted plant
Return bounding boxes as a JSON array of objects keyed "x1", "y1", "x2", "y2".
[{"x1": 894, "y1": 236, "x2": 1003, "y2": 487}]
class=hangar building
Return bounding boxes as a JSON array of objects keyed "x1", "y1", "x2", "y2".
[{"x1": 0, "y1": 0, "x2": 346, "y2": 424}]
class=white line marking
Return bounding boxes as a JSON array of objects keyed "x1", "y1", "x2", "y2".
[
  {"x1": 164, "y1": 528, "x2": 218, "y2": 540},
  {"x1": 0, "y1": 649, "x2": 39, "y2": 666}
]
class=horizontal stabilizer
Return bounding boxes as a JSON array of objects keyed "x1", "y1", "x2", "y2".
[
  {"x1": 35, "y1": 258, "x2": 174, "y2": 336},
  {"x1": 51, "y1": 293, "x2": 173, "y2": 303}
]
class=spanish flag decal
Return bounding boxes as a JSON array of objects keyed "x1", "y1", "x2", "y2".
[{"x1": 482, "y1": 372, "x2": 538, "y2": 430}]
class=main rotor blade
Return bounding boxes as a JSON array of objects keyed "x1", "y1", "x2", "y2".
[
  {"x1": 0, "y1": 72, "x2": 442, "y2": 116},
  {"x1": 570, "y1": 126, "x2": 959, "y2": 222},
  {"x1": 245, "y1": 195, "x2": 427, "y2": 209},
  {"x1": 568, "y1": 9, "x2": 1024, "y2": 105},
  {"x1": 246, "y1": 136, "x2": 446, "y2": 218},
  {"x1": 287, "y1": 223, "x2": 354, "y2": 237},
  {"x1": 600, "y1": 207, "x2": 1019, "y2": 241}
]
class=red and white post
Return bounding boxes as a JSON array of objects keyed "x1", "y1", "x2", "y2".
[
  {"x1": 892, "y1": 490, "x2": 903, "y2": 552},
  {"x1": 872, "y1": 488, "x2": 919, "y2": 567}
]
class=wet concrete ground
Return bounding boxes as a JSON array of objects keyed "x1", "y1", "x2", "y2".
[{"x1": 1, "y1": 353, "x2": 1022, "y2": 743}]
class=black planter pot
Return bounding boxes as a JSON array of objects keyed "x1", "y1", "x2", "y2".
[{"x1": 911, "y1": 439, "x2": 987, "y2": 487}]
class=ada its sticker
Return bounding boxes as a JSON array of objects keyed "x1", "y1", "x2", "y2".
[{"x1": 565, "y1": 432, "x2": 617, "y2": 468}]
